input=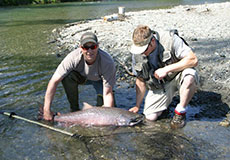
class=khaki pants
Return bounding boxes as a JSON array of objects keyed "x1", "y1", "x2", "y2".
[{"x1": 144, "y1": 68, "x2": 199, "y2": 116}]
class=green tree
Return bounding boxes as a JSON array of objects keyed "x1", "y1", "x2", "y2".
[{"x1": 0, "y1": 0, "x2": 60, "y2": 6}]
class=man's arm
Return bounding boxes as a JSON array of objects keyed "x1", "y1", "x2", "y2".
[
  {"x1": 154, "y1": 51, "x2": 198, "y2": 80},
  {"x1": 103, "y1": 86, "x2": 114, "y2": 107},
  {"x1": 129, "y1": 78, "x2": 146, "y2": 113},
  {"x1": 43, "y1": 72, "x2": 63, "y2": 120},
  {"x1": 100, "y1": 52, "x2": 116, "y2": 107}
]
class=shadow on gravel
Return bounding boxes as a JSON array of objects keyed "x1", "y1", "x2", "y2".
[{"x1": 160, "y1": 90, "x2": 230, "y2": 123}]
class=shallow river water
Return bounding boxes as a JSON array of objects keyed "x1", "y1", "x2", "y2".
[{"x1": 0, "y1": 0, "x2": 230, "y2": 159}]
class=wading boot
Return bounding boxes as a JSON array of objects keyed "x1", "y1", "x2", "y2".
[
  {"x1": 96, "y1": 94, "x2": 104, "y2": 106},
  {"x1": 62, "y1": 71, "x2": 86, "y2": 112},
  {"x1": 96, "y1": 91, "x2": 116, "y2": 107},
  {"x1": 170, "y1": 113, "x2": 186, "y2": 129}
]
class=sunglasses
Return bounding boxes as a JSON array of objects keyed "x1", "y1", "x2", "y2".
[{"x1": 81, "y1": 44, "x2": 97, "y2": 50}]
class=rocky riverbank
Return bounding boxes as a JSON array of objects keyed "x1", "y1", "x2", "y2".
[{"x1": 49, "y1": 2, "x2": 230, "y2": 125}]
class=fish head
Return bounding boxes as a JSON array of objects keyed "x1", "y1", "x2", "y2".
[
  {"x1": 128, "y1": 114, "x2": 145, "y2": 126},
  {"x1": 117, "y1": 113, "x2": 144, "y2": 126}
]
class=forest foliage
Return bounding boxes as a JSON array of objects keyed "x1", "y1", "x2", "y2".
[{"x1": 0, "y1": 0, "x2": 92, "y2": 6}]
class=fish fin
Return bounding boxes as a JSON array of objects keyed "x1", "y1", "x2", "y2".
[{"x1": 82, "y1": 102, "x2": 94, "y2": 110}]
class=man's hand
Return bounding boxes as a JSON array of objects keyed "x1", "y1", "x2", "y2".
[
  {"x1": 43, "y1": 109, "x2": 54, "y2": 121},
  {"x1": 129, "y1": 106, "x2": 139, "y2": 113},
  {"x1": 154, "y1": 67, "x2": 168, "y2": 80}
]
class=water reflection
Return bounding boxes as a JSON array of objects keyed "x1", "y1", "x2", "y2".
[{"x1": 26, "y1": 123, "x2": 203, "y2": 160}]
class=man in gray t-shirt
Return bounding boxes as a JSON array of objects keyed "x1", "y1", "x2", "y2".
[
  {"x1": 129, "y1": 25, "x2": 199, "y2": 129},
  {"x1": 43, "y1": 32, "x2": 116, "y2": 121}
]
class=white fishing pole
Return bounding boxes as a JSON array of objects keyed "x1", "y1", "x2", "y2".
[{"x1": 0, "y1": 111, "x2": 76, "y2": 137}]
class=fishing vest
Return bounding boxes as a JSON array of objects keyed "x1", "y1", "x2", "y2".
[{"x1": 133, "y1": 30, "x2": 182, "y2": 90}]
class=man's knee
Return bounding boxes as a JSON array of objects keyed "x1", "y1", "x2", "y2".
[
  {"x1": 182, "y1": 75, "x2": 196, "y2": 88},
  {"x1": 145, "y1": 111, "x2": 162, "y2": 121}
]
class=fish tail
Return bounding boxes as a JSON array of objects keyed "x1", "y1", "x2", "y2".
[{"x1": 37, "y1": 103, "x2": 44, "y2": 120}]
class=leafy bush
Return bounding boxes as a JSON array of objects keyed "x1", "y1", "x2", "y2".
[{"x1": 0, "y1": 0, "x2": 60, "y2": 6}]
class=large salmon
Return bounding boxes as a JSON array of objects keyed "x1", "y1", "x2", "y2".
[{"x1": 40, "y1": 103, "x2": 144, "y2": 127}]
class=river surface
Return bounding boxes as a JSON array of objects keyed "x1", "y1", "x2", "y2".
[{"x1": 0, "y1": 0, "x2": 230, "y2": 159}]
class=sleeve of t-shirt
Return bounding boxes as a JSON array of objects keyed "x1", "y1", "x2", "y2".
[
  {"x1": 100, "y1": 54, "x2": 116, "y2": 88},
  {"x1": 54, "y1": 49, "x2": 81, "y2": 78},
  {"x1": 173, "y1": 34, "x2": 192, "y2": 59}
]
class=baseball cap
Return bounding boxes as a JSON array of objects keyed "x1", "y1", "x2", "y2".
[
  {"x1": 80, "y1": 32, "x2": 98, "y2": 46},
  {"x1": 130, "y1": 25, "x2": 153, "y2": 54}
]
